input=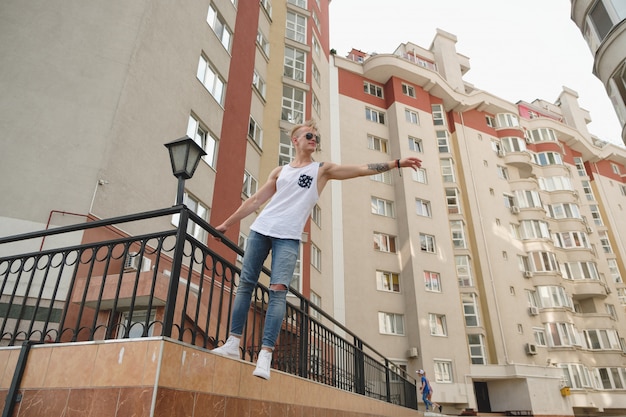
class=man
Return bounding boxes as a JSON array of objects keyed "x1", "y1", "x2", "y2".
[
  {"x1": 212, "y1": 120, "x2": 422, "y2": 380},
  {"x1": 418, "y1": 369, "x2": 442, "y2": 412}
]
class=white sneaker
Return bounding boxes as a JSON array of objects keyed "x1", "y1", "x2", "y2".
[
  {"x1": 252, "y1": 350, "x2": 272, "y2": 380},
  {"x1": 212, "y1": 335, "x2": 241, "y2": 359}
]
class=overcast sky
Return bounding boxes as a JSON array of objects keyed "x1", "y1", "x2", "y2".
[{"x1": 329, "y1": 0, "x2": 624, "y2": 147}]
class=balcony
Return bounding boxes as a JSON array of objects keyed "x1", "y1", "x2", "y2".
[{"x1": 0, "y1": 206, "x2": 418, "y2": 416}]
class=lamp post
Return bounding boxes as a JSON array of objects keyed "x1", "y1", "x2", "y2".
[{"x1": 164, "y1": 136, "x2": 207, "y2": 205}]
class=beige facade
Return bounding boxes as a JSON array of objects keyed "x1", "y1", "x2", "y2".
[{"x1": 331, "y1": 29, "x2": 626, "y2": 416}]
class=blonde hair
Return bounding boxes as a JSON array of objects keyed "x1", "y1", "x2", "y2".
[{"x1": 290, "y1": 119, "x2": 318, "y2": 138}]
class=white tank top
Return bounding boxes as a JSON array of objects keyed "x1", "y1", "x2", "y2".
[{"x1": 251, "y1": 162, "x2": 321, "y2": 240}]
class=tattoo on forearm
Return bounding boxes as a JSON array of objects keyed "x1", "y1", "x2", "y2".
[{"x1": 368, "y1": 162, "x2": 390, "y2": 173}]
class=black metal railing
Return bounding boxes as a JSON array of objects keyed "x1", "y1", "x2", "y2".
[{"x1": 0, "y1": 205, "x2": 417, "y2": 409}]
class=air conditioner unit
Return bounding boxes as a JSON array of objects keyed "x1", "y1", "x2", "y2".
[
  {"x1": 528, "y1": 306, "x2": 539, "y2": 316},
  {"x1": 525, "y1": 343, "x2": 538, "y2": 355},
  {"x1": 524, "y1": 271, "x2": 533, "y2": 278},
  {"x1": 124, "y1": 252, "x2": 139, "y2": 271},
  {"x1": 407, "y1": 347, "x2": 419, "y2": 358},
  {"x1": 510, "y1": 206, "x2": 521, "y2": 214},
  {"x1": 123, "y1": 252, "x2": 152, "y2": 272},
  {"x1": 586, "y1": 227, "x2": 593, "y2": 233}
]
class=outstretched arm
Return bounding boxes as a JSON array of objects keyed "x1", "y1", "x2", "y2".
[
  {"x1": 320, "y1": 156, "x2": 422, "y2": 182},
  {"x1": 215, "y1": 166, "x2": 282, "y2": 233}
]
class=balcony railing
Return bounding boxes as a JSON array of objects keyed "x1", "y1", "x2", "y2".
[{"x1": 0, "y1": 205, "x2": 417, "y2": 409}]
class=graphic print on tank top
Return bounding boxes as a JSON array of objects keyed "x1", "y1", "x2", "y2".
[{"x1": 298, "y1": 174, "x2": 313, "y2": 189}]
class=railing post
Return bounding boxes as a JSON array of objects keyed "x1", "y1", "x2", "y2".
[
  {"x1": 162, "y1": 205, "x2": 188, "y2": 337},
  {"x1": 354, "y1": 337, "x2": 365, "y2": 395},
  {"x1": 2, "y1": 341, "x2": 40, "y2": 417},
  {"x1": 298, "y1": 297, "x2": 310, "y2": 378}
]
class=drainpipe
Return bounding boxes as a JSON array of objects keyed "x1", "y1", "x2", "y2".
[{"x1": 40, "y1": 210, "x2": 90, "y2": 251}]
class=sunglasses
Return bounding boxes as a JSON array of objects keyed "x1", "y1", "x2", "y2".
[{"x1": 305, "y1": 132, "x2": 320, "y2": 143}]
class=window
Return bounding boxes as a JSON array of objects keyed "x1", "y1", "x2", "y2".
[
  {"x1": 462, "y1": 293, "x2": 479, "y2": 326},
  {"x1": 186, "y1": 115, "x2": 217, "y2": 168},
  {"x1": 468, "y1": 334, "x2": 486, "y2": 364},
  {"x1": 528, "y1": 251, "x2": 558, "y2": 272},
  {"x1": 573, "y1": 157, "x2": 586, "y2": 176},
  {"x1": 372, "y1": 197, "x2": 395, "y2": 217},
  {"x1": 311, "y1": 93, "x2": 320, "y2": 116},
  {"x1": 534, "y1": 152, "x2": 563, "y2": 166},
  {"x1": 402, "y1": 83, "x2": 416, "y2": 98},
  {"x1": 599, "y1": 230, "x2": 612, "y2": 253},
  {"x1": 424, "y1": 271, "x2": 441, "y2": 292},
  {"x1": 588, "y1": 0, "x2": 626, "y2": 41},
  {"x1": 432, "y1": 104, "x2": 445, "y2": 126},
  {"x1": 377, "y1": 270, "x2": 400, "y2": 293},
  {"x1": 429, "y1": 314, "x2": 447, "y2": 336},
  {"x1": 257, "y1": 30, "x2": 270, "y2": 57},
  {"x1": 415, "y1": 198, "x2": 431, "y2": 217},
  {"x1": 538, "y1": 176, "x2": 574, "y2": 192},
  {"x1": 412, "y1": 168, "x2": 427, "y2": 184},
  {"x1": 310, "y1": 291, "x2": 321, "y2": 320},
  {"x1": 248, "y1": 116, "x2": 263, "y2": 147},
  {"x1": 500, "y1": 137, "x2": 526, "y2": 153},
  {"x1": 537, "y1": 286, "x2": 574, "y2": 309},
  {"x1": 371, "y1": 171, "x2": 392, "y2": 184},
  {"x1": 237, "y1": 232, "x2": 248, "y2": 263},
  {"x1": 311, "y1": 243, "x2": 321, "y2": 270},
  {"x1": 288, "y1": 0, "x2": 307, "y2": 9},
  {"x1": 282, "y1": 85, "x2": 305, "y2": 124},
  {"x1": 197, "y1": 55, "x2": 226, "y2": 105},
  {"x1": 207, "y1": 4, "x2": 232, "y2": 51},
  {"x1": 595, "y1": 367, "x2": 626, "y2": 390},
  {"x1": 583, "y1": 329, "x2": 621, "y2": 350},
  {"x1": 312, "y1": 33, "x2": 320, "y2": 56},
  {"x1": 252, "y1": 70, "x2": 266, "y2": 98},
  {"x1": 242, "y1": 170, "x2": 258, "y2": 197},
  {"x1": 408, "y1": 136, "x2": 423, "y2": 152},
  {"x1": 607, "y1": 259, "x2": 622, "y2": 283},
  {"x1": 618, "y1": 288, "x2": 626, "y2": 305},
  {"x1": 497, "y1": 165, "x2": 509, "y2": 179},
  {"x1": 485, "y1": 116, "x2": 496, "y2": 128},
  {"x1": 581, "y1": 180, "x2": 595, "y2": 200},
  {"x1": 284, "y1": 46, "x2": 306, "y2": 82},
  {"x1": 446, "y1": 188, "x2": 461, "y2": 214},
  {"x1": 312, "y1": 63, "x2": 320, "y2": 85},
  {"x1": 378, "y1": 312, "x2": 404, "y2": 335},
  {"x1": 436, "y1": 131, "x2": 449, "y2": 152},
  {"x1": 456, "y1": 255, "x2": 473, "y2": 287},
  {"x1": 171, "y1": 192, "x2": 209, "y2": 242},
  {"x1": 519, "y1": 220, "x2": 550, "y2": 240},
  {"x1": 118, "y1": 309, "x2": 155, "y2": 339},
  {"x1": 420, "y1": 234, "x2": 436, "y2": 253},
  {"x1": 286, "y1": 11, "x2": 306, "y2": 43},
  {"x1": 368, "y1": 135, "x2": 389, "y2": 153},
  {"x1": 405, "y1": 109, "x2": 419, "y2": 124},
  {"x1": 365, "y1": 107, "x2": 385, "y2": 124},
  {"x1": 279, "y1": 130, "x2": 295, "y2": 166},
  {"x1": 450, "y1": 220, "x2": 467, "y2": 248},
  {"x1": 560, "y1": 261, "x2": 599, "y2": 280},
  {"x1": 503, "y1": 194, "x2": 515, "y2": 209},
  {"x1": 374, "y1": 232, "x2": 396, "y2": 253},
  {"x1": 291, "y1": 246, "x2": 302, "y2": 290},
  {"x1": 311, "y1": 204, "x2": 321, "y2": 227},
  {"x1": 546, "y1": 322, "x2": 579, "y2": 347},
  {"x1": 545, "y1": 203, "x2": 581, "y2": 219},
  {"x1": 527, "y1": 128, "x2": 557, "y2": 143},
  {"x1": 433, "y1": 360, "x2": 453, "y2": 383},
  {"x1": 364, "y1": 81, "x2": 383, "y2": 98},
  {"x1": 260, "y1": 0, "x2": 272, "y2": 17},
  {"x1": 496, "y1": 113, "x2": 519, "y2": 128},
  {"x1": 533, "y1": 327, "x2": 547, "y2": 346},
  {"x1": 552, "y1": 231, "x2": 590, "y2": 249},
  {"x1": 440, "y1": 158, "x2": 455, "y2": 182},
  {"x1": 606, "y1": 303, "x2": 618, "y2": 320},
  {"x1": 589, "y1": 204, "x2": 603, "y2": 225},
  {"x1": 560, "y1": 363, "x2": 592, "y2": 389}
]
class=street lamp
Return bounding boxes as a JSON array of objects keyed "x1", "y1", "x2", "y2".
[{"x1": 164, "y1": 136, "x2": 207, "y2": 205}]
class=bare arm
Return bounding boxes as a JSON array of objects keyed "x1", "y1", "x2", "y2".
[
  {"x1": 319, "y1": 156, "x2": 422, "y2": 183},
  {"x1": 215, "y1": 166, "x2": 282, "y2": 233}
]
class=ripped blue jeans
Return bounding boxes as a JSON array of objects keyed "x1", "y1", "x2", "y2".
[{"x1": 229, "y1": 230, "x2": 299, "y2": 349}]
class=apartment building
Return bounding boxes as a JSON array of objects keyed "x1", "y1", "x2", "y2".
[
  {"x1": 570, "y1": 0, "x2": 626, "y2": 144},
  {"x1": 2, "y1": 1, "x2": 626, "y2": 416},
  {"x1": 331, "y1": 29, "x2": 626, "y2": 416}
]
